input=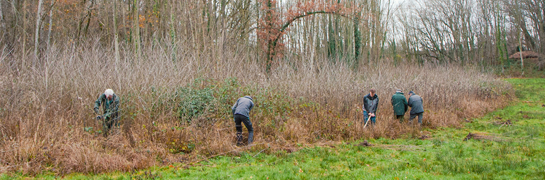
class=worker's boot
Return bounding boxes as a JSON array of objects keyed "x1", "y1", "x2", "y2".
[
  {"x1": 236, "y1": 132, "x2": 243, "y2": 146},
  {"x1": 247, "y1": 131, "x2": 254, "y2": 145}
]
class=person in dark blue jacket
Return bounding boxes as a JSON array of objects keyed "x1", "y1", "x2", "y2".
[{"x1": 232, "y1": 96, "x2": 254, "y2": 145}]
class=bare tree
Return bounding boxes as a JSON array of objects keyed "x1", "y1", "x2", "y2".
[
  {"x1": 46, "y1": 0, "x2": 55, "y2": 50},
  {"x1": 113, "y1": 0, "x2": 120, "y2": 69},
  {"x1": 22, "y1": 0, "x2": 26, "y2": 68},
  {"x1": 0, "y1": 0, "x2": 4, "y2": 29},
  {"x1": 133, "y1": 0, "x2": 140, "y2": 59}
]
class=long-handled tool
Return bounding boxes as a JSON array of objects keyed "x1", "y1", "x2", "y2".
[{"x1": 363, "y1": 115, "x2": 371, "y2": 129}]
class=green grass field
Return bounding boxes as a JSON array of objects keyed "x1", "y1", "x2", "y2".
[{"x1": 5, "y1": 78, "x2": 545, "y2": 179}]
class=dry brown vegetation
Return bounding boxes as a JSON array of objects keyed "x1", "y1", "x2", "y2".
[{"x1": 0, "y1": 40, "x2": 512, "y2": 175}]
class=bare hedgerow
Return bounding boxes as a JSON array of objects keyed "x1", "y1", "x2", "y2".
[{"x1": 0, "y1": 38, "x2": 511, "y2": 175}]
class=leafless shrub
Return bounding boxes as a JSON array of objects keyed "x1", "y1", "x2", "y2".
[{"x1": 0, "y1": 39, "x2": 511, "y2": 175}]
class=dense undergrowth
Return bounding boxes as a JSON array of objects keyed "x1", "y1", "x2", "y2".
[
  {"x1": 0, "y1": 43, "x2": 512, "y2": 175},
  {"x1": 17, "y1": 78, "x2": 540, "y2": 179}
]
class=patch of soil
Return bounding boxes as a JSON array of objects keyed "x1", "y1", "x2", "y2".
[
  {"x1": 356, "y1": 140, "x2": 373, "y2": 147},
  {"x1": 282, "y1": 147, "x2": 297, "y2": 153},
  {"x1": 463, "y1": 132, "x2": 503, "y2": 142},
  {"x1": 178, "y1": 157, "x2": 190, "y2": 163},
  {"x1": 419, "y1": 131, "x2": 431, "y2": 140},
  {"x1": 419, "y1": 135, "x2": 430, "y2": 140}
]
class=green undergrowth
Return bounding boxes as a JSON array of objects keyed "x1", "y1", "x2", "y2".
[
  {"x1": 150, "y1": 77, "x2": 296, "y2": 125},
  {"x1": 4, "y1": 78, "x2": 545, "y2": 179}
]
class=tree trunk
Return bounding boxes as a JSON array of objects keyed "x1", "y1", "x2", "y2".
[
  {"x1": 22, "y1": 0, "x2": 26, "y2": 69},
  {"x1": 266, "y1": 0, "x2": 273, "y2": 73},
  {"x1": 76, "y1": 0, "x2": 93, "y2": 43},
  {"x1": 354, "y1": 13, "x2": 361, "y2": 68},
  {"x1": 327, "y1": 15, "x2": 336, "y2": 61},
  {"x1": 113, "y1": 0, "x2": 120, "y2": 66},
  {"x1": 34, "y1": 0, "x2": 44, "y2": 62},
  {"x1": 113, "y1": 0, "x2": 121, "y2": 90},
  {"x1": 0, "y1": 0, "x2": 4, "y2": 29},
  {"x1": 169, "y1": 0, "x2": 176, "y2": 61},
  {"x1": 218, "y1": 0, "x2": 226, "y2": 71},
  {"x1": 133, "y1": 0, "x2": 140, "y2": 59},
  {"x1": 520, "y1": 30, "x2": 524, "y2": 76},
  {"x1": 9, "y1": 0, "x2": 19, "y2": 49},
  {"x1": 46, "y1": 0, "x2": 55, "y2": 50}
]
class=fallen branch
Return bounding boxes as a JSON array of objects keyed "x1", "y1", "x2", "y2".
[
  {"x1": 493, "y1": 120, "x2": 513, "y2": 129},
  {"x1": 253, "y1": 147, "x2": 268, "y2": 158}
]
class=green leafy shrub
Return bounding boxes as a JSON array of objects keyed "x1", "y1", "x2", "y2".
[
  {"x1": 175, "y1": 79, "x2": 216, "y2": 123},
  {"x1": 174, "y1": 77, "x2": 296, "y2": 125}
]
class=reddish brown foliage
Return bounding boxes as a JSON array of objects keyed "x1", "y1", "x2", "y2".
[{"x1": 258, "y1": 0, "x2": 356, "y2": 69}]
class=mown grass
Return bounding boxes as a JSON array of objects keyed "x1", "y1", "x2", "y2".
[{"x1": 4, "y1": 78, "x2": 544, "y2": 179}]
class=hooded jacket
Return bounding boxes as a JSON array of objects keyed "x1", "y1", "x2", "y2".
[
  {"x1": 363, "y1": 93, "x2": 379, "y2": 114},
  {"x1": 232, "y1": 96, "x2": 254, "y2": 118}
]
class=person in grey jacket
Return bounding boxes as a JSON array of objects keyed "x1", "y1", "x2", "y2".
[
  {"x1": 232, "y1": 96, "x2": 254, "y2": 145},
  {"x1": 408, "y1": 91, "x2": 424, "y2": 125},
  {"x1": 362, "y1": 89, "x2": 379, "y2": 125}
]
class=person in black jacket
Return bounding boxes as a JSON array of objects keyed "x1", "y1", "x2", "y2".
[{"x1": 362, "y1": 89, "x2": 379, "y2": 125}]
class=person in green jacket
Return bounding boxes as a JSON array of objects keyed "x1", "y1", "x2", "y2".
[
  {"x1": 391, "y1": 89, "x2": 408, "y2": 123},
  {"x1": 94, "y1": 89, "x2": 120, "y2": 137}
]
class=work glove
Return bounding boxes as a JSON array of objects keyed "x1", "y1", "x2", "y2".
[{"x1": 96, "y1": 115, "x2": 103, "y2": 120}]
